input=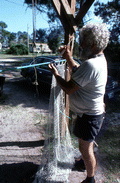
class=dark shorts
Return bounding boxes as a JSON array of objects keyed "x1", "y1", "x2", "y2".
[{"x1": 73, "y1": 113, "x2": 104, "y2": 142}]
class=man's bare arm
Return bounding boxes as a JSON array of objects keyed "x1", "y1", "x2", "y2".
[
  {"x1": 48, "y1": 63, "x2": 79, "y2": 95},
  {"x1": 54, "y1": 75, "x2": 79, "y2": 95}
]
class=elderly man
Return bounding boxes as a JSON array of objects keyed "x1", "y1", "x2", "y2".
[{"x1": 48, "y1": 23, "x2": 110, "y2": 183}]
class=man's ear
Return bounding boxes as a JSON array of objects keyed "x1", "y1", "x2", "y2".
[
  {"x1": 91, "y1": 42, "x2": 96, "y2": 52},
  {"x1": 91, "y1": 42, "x2": 99, "y2": 55}
]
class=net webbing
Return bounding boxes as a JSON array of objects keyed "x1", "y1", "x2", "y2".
[{"x1": 34, "y1": 63, "x2": 80, "y2": 183}]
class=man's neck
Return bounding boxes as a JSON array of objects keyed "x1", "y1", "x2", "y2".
[{"x1": 88, "y1": 51, "x2": 104, "y2": 59}]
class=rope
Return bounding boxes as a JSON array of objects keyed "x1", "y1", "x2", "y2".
[
  {"x1": 54, "y1": 97, "x2": 71, "y2": 120},
  {"x1": 0, "y1": 59, "x2": 66, "y2": 73}
]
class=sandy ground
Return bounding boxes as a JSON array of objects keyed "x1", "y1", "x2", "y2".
[{"x1": 0, "y1": 58, "x2": 50, "y2": 182}]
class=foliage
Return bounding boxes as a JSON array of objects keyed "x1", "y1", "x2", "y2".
[
  {"x1": 0, "y1": 21, "x2": 10, "y2": 44},
  {"x1": 8, "y1": 33, "x2": 16, "y2": 45},
  {"x1": 6, "y1": 44, "x2": 28, "y2": 55},
  {"x1": 47, "y1": 27, "x2": 64, "y2": 53},
  {"x1": 0, "y1": 21, "x2": 7, "y2": 30},
  {"x1": 104, "y1": 42, "x2": 120, "y2": 63},
  {"x1": 94, "y1": 0, "x2": 120, "y2": 43},
  {"x1": 47, "y1": 37, "x2": 60, "y2": 54},
  {"x1": 17, "y1": 31, "x2": 28, "y2": 45},
  {"x1": 0, "y1": 21, "x2": 28, "y2": 47},
  {"x1": 36, "y1": 28, "x2": 47, "y2": 43}
]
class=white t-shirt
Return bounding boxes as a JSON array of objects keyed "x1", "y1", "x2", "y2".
[{"x1": 69, "y1": 54, "x2": 107, "y2": 116}]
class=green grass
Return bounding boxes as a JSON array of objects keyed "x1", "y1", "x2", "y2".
[
  {"x1": 0, "y1": 53, "x2": 56, "y2": 59},
  {"x1": 34, "y1": 113, "x2": 48, "y2": 126},
  {"x1": 0, "y1": 53, "x2": 37, "y2": 58}
]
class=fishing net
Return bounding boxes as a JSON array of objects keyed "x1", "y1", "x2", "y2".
[{"x1": 34, "y1": 62, "x2": 80, "y2": 183}]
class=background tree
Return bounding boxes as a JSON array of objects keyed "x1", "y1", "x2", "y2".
[
  {"x1": 0, "y1": 21, "x2": 10, "y2": 46},
  {"x1": 0, "y1": 21, "x2": 30, "y2": 55},
  {"x1": 17, "y1": 31, "x2": 28, "y2": 45},
  {"x1": 7, "y1": 44, "x2": 28, "y2": 55},
  {"x1": 36, "y1": 28, "x2": 47, "y2": 43},
  {"x1": 0, "y1": 21, "x2": 7, "y2": 42},
  {"x1": 8, "y1": 32, "x2": 16, "y2": 45},
  {"x1": 47, "y1": 27, "x2": 64, "y2": 53}
]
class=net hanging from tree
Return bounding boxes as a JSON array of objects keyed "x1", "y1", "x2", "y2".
[{"x1": 33, "y1": 62, "x2": 80, "y2": 183}]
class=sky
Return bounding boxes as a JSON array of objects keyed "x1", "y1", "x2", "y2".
[
  {"x1": 0, "y1": 0, "x2": 50, "y2": 35},
  {"x1": 0, "y1": 0, "x2": 111, "y2": 35}
]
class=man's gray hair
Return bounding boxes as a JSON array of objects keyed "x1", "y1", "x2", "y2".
[{"x1": 80, "y1": 23, "x2": 110, "y2": 52}]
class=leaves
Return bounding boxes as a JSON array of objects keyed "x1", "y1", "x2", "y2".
[
  {"x1": 36, "y1": 28, "x2": 47, "y2": 43},
  {"x1": 47, "y1": 27, "x2": 64, "y2": 53},
  {"x1": 7, "y1": 44, "x2": 28, "y2": 55}
]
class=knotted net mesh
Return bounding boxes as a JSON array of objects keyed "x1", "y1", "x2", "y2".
[{"x1": 34, "y1": 63, "x2": 80, "y2": 183}]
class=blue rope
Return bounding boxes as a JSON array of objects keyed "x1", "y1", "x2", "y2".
[
  {"x1": 0, "y1": 59, "x2": 66, "y2": 73},
  {"x1": 16, "y1": 59, "x2": 65, "y2": 69},
  {"x1": 54, "y1": 97, "x2": 71, "y2": 120}
]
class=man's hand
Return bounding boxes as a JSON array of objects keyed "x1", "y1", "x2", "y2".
[
  {"x1": 58, "y1": 45, "x2": 71, "y2": 59},
  {"x1": 58, "y1": 45, "x2": 80, "y2": 70},
  {"x1": 48, "y1": 61, "x2": 79, "y2": 95},
  {"x1": 48, "y1": 63, "x2": 59, "y2": 76}
]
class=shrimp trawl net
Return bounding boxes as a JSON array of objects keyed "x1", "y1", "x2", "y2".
[{"x1": 34, "y1": 63, "x2": 80, "y2": 183}]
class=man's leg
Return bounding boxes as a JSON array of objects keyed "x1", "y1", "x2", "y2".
[{"x1": 78, "y1": 138, "x2": 96, "y2": 181}]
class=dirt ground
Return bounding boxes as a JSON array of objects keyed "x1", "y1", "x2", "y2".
[
  {"x1": 0, "y1": 58, "x2": 119, "y2": 183},
  {"x1": 0, "y1": 58, "x2": 50, "y2": 182}
]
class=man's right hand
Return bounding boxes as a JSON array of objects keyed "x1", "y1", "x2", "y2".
[
  {"x1": 58, "y1": 45, "x2": 71, "y2": 59},
  {"x1": 58, "y1": 45, "x2": 80, "y2": 70}
]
